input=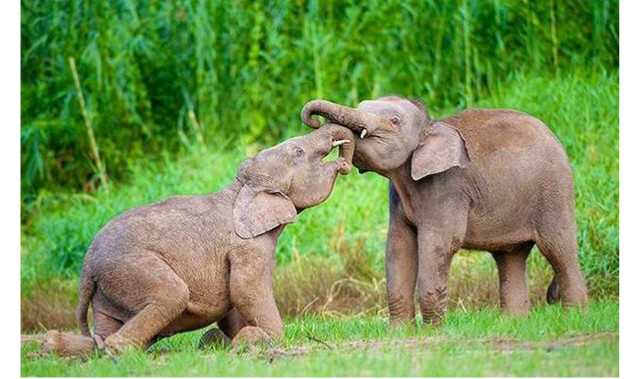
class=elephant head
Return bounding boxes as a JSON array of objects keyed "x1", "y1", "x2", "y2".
[
  {"x1": 301, "y1": 96, "x2": 470, "y2": 180},
  {"x1": 233, "y1": 124, "x2": 354, "y2": 238}
]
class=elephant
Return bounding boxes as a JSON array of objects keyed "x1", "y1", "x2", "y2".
[
  {"x1": 41, "y1": 124, "x2": 355, "y2": 356},
  {"x1": 301, "y1": 96, "x2": 589, "y2": 325}
]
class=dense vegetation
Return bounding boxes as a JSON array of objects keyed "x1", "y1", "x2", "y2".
[
  {"x1": 21, "y1": 0, "x2": 618, "y2": 202},
  {"x1": 21, "y1": 0, "x2": 618, "y2": 332}
]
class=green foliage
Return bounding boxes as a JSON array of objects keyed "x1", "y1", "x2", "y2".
[
  {"x1": 21, "y1": 301, "x2": 619, "y2": 376},
  {"x1": 21, "y1": 0, "x2": 618, "y2": 202}
]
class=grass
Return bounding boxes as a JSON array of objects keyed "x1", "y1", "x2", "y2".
[
  {"x1": 20, "y1": 0, "x2": 618, "y2": 200},
  {"x1": 21, "y1": 301, "x2": 619, "y2": 376}
]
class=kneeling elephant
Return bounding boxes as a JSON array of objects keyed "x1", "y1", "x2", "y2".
[{"x1": 42, "y1": 124, "x2": 355, "y2": 356}]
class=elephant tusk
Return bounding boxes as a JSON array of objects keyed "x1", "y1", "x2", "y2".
[
  {"x1": 360, "y1": 129, "x2": 368, "y2": 139},
  {"x1": 332, "y1": 140, "x2": 350, "y2": 147}
]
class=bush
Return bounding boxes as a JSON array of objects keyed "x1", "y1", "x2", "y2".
[{"x1": 21, "y1": 0, "x2": 618, "y2": 203}]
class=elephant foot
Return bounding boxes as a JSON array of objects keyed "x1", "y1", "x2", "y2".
[
  {"x1": 546, "y1": 278, "x2": 561, "y2": 304},
  {"x1": 41, "y1": 330, "x2": 96, "y2": 357},
  {"x1": 198, "y1": 328, "x2": 231, "y2": 350},
  {"x1": 422, "y1": 310, "x2": 445, "y2": 326},
  {"x1": 561, "y1": 281, "x2": 589, "y2": 309},
  {"x1": 562, "y1": 294, "x2": 589, "y2": 309},
  {"x1": 500, "y1": 290, "x2": 531, "y2": 316},
  {"x1": 420, "y1": 287, "x2": 448, "y2": 326},
  {"x1": 104, "y1": 333, "x2": 138, "y2": 355},
  {"x1": 501, "y1": 304, "x2": 531, "y2": 317},
  {"x1": 230, "y1": 326, "x2": 272, "y2": 353},
  {"x1": 388, "y1": 294, "x2": 416, "y2": 329}
]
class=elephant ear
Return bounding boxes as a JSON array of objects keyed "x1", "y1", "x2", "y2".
[
  {"x1": 411, "y1": 122, "x2": 470, "y2": 181},
  {"x1": 233, "y1": 183, "x2": 298, "y2": 239}
]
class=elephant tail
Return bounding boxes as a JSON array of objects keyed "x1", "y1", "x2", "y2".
[
  {"x1": 76, "y1": 263, "x2": 95, "y2": 337},
  {"x1": 546, "y1": 276, "x2": 560, "y2": 304}
]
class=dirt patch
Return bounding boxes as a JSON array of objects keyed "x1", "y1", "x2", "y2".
[
  {"x1": 487, "y1": 333, "x2": 619, "y2": 353},
  {"x1": 251, "y1": 332, "x2": 619, "y2": 361}
]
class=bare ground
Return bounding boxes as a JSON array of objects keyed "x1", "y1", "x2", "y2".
[{"x1": 250, "y1": 332, "x2": 619, "y2": 362}]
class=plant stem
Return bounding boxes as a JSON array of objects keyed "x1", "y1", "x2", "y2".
[
  {"x1": 550, "y1": 0, "x2": 559, "y2": 72},
  {"x1": 69, "y1": 57, "x2": 109, "y2": 193},
  {"x1": 463, "y1": 0, "x2": 473, "y2": 106}
]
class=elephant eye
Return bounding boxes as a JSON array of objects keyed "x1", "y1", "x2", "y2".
[
  {"x1": 390, "y1": 115, "x2": 401, "y2": 126},
  {"x1": 293, "y1": 147, "x2": 304, "y2": 158}
]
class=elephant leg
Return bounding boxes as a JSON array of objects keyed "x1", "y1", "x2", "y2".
[
  {"x1": 230, "y1": 326, "x2": 272, "y2": 351},
  {"x1": 198, "y1": 328, "x2": 231, "y2": 349},
  {"x1": 105, "y1": 297, "x2": 188, "y2": 354},
  {"x1": 218, "y1": 308, "x2": 247, "y2": 338},
  {"x1": 534, "y1": 183, "x2": 588, "y2": 308},
  {"x1": 491, "y1": 243, "x2": 533, "y2": 315},
  {"x1": 416, "y1": 204, "x2": 467, "y2": 326},
  {"x1": 386, "y1": 213, "x2": 418, "y2": 326},
  {"x1": 198, "y1": 309, "x2": 245, "y2": 349},
  {"x1": 535, "y1": 215, "x2": 588, "y2": 308},
  {"x1": 416, "y1": 231, "x2": 458, "y2": 326},
  {"x1": 229, "y1": 249, "x2": 283, "y2": 344},
  {"x1": 92, "y1": 309, "x2": 123, "y2": 349},
  {"x1": 99, "y1": 254, "x2": 190, "y2": 354},
  {"x1": 536, "y1": 235, "x2": 588, "y2": 308},
  {"x1": 417, "y1": 244, "x2": 453, "y2": 325},
  {"x1": 546, "y1": 276, "x2": 560, "y2": 304},
  {"x1": 41, "y1": 330, "x2": 96, "y2": 357}
]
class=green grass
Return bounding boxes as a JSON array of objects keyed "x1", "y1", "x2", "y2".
[{"x1": 21, "y1": 301, "x2": 619, "y2": 377}]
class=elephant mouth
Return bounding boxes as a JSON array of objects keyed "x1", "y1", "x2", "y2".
[
  {"x1": 318, "y1": 139, "x2": 351, "y2": 174},
  {"x1": 319, "y1": 139, "x2": 350, "y2": 162}
]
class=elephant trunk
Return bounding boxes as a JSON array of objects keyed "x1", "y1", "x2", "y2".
[
  {"x1": 323, "y1": 123, "x2": 355, "y2": 174},
  {"x1": 301, "y1": 100, "x2": 380, "y2": 138}
]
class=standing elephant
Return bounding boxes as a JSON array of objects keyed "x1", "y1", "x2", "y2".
[
  {"x1": 42, "y1": 124, "x2": 354, "y2": 356},
  {"x1": 301, "y1": 96, "x2": 588, "y2": 325}
]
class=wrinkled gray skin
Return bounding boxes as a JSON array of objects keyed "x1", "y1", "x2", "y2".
[
  {"x1": 301, "y1": 97, "x2": 588, "y2": 325},
  {"x1": 42, "y1": 125, "x2": 354, "y2": 356}
]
